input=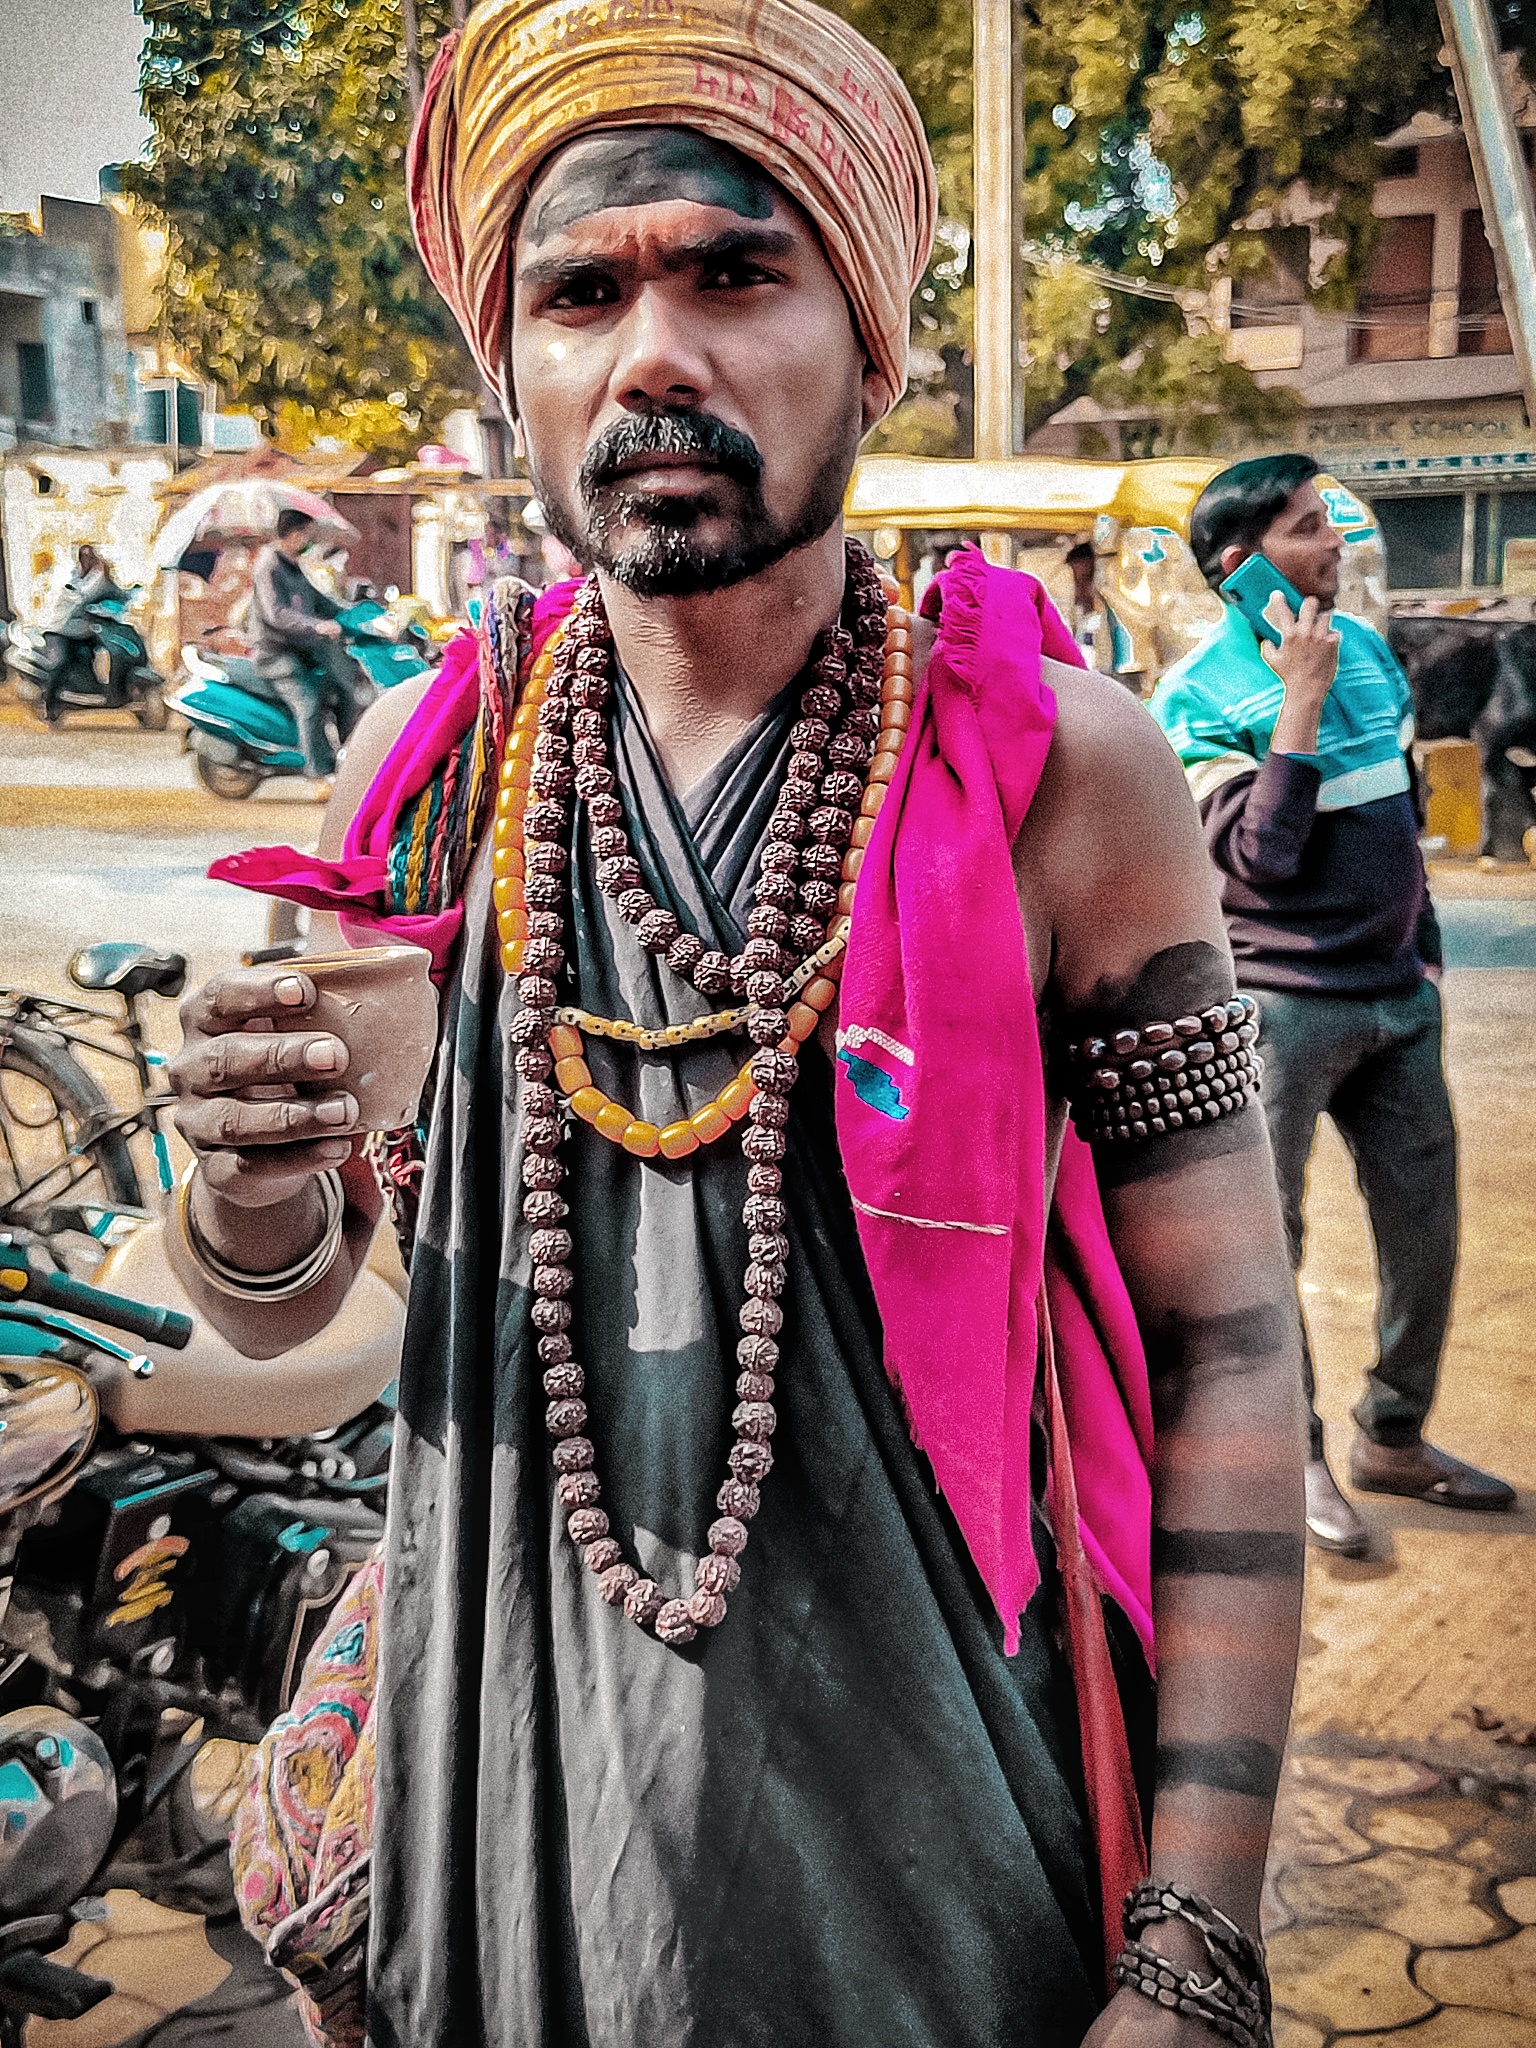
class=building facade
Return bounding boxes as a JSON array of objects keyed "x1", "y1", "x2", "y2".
[
  {"x1": 0, "y1": 198, "x2": 133, "y2": 450},
  {"x1": 1217, "y1": 98, "x2": 1536, "y2": 602},
  {"x1": 1037, "y1": 66, "x2": 1536, "y2": 605}
]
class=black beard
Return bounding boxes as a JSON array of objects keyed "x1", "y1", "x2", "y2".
[{"x1": 533, "y1": 406, "x2": 857, "y2": 598}]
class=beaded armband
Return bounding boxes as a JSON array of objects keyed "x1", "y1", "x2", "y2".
[{"x1": 1062, "y1": 996, "x2": 1262, "y2": 1147}]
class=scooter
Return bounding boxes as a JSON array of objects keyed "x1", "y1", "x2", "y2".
[
  {"x1": 4, "y1": 593, "x2": 166, "y2": 731},
  {"x1": 0, "y1": 1237, "x2": 391, "y2": 2044},
  {"x1": 169, "y1": 600, "x2": 436, "y2": 800}
]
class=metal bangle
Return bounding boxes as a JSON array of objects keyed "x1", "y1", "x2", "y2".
[{"x1": 178, "y1": 1161, "x2": 346, "y2": 1302}]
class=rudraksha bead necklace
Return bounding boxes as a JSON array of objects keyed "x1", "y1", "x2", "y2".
[{"x1": 492, "y1": 541, "x2": 912, "y2": 1644}]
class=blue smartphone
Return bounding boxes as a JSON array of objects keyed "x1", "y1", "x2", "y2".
[{"x1": 1220, "y1": 553, "x2": 1305, "y2": 647}]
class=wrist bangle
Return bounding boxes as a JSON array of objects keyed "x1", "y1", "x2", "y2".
[
  {"x1": 179, "y1": 1161, "x2": 346, "y2": 1302},
  {"x1": 1114, "y1": 1879, "x2": 1271, "y2": 2047}
]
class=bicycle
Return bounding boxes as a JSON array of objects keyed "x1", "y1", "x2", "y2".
[{"x1": 0, "y1": 944, "x2": 186, "y2": 1256}]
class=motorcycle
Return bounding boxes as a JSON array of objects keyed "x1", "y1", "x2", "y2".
[
  {"x1": 4, "y1": 592, "x2": 167, "y2": 732},
  {"x1": 0, "y1": 1237, "x2": 394, "y2": 2044},
  {"x1": 169, "y1": 600, "x2": 436, "y2": 800}
]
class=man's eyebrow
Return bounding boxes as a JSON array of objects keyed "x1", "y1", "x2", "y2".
[{"x1": 516, "y1": 226, "x2": 799, "y2": 292}]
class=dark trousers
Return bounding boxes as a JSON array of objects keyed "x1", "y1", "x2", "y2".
[
  {"x1": 267, "y1": 643, "x2": 362, "y2": 779},
  {"x1": 1255, "y1": 977, "x2": 1458, "y2": 1458}
]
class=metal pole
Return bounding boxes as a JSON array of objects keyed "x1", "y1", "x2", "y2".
[
  {"x1": 1438, "y1": 0, "x2": 1536, "y2": 432},
  {"x1": 402, "y1": 0, "x2": 424, "y2": 114},
  {"x1": 972, "y1": 0, "x2": 1016, "y2": 464}
]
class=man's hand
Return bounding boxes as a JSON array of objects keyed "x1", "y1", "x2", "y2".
[
  {"x1": 316, "y1": 618, "x2": 344, "y2": 640},
  {"x1": 1263, "y1": 593, "x2": 1339, "y2": 757},
  {"x1": 168, "y1": 965, "x2": 379, "y2": 1357},
  {"x1": 170, "y1": 966, "x2": 359, "y2": 1208}
]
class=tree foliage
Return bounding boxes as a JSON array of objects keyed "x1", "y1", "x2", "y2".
[
  {"x1": 827, "y1": 0, "x2": 1536, "y2": 453},
  {"x1": 123, "y1": 0, "x2": 478, "y2": 463},
  {"x1": 128, "y1": 0, "x2": 1536, "y2": 460}
]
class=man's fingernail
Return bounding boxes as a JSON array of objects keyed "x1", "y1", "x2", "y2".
[
  {"x1": 274, "y1": 975, "x2": 308, "y2": 1006},
  {"x1": 315, "y1": 1096, "x2": 354, "y2": 1126},
  {"x1": 318, "y1": 1139, "x2": 353, "y2": 1163},
  {"x1": 304, "y1": 1039, "x2": 341, "y2": 1071}
]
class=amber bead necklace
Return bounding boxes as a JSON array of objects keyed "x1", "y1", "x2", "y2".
[{"x1": 492, "y1": 542, "x2": 913, "y2": 1643}]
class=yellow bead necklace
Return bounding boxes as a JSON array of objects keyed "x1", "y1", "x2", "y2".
[{"x1": 492, "y1": 576, "x2": 913, "y2": 1161}]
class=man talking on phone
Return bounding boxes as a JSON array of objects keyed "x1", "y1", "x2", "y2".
[{"x1": 1150, "y1": 454, "x2": 1513, "y2": 1554}]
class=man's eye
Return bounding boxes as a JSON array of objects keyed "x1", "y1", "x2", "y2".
[
  {"x1": 547, "y1": 276, "x2": 618, "y2": 310},
  {"x1": 703, "y1": 259, "x2": 773, "y2": 290}
]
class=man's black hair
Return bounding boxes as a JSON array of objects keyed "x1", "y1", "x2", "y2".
[
  {"x1": 1189, "y1": 454, "x2": 1322, "y2": 588},
  {"x1": 275, "y1": 508, "x2": 317, "y2": 540}
]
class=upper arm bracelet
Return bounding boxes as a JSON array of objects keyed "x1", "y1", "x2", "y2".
[{"x1": 1062, "y1": 996, "x2": 1263, "y2": 1147}]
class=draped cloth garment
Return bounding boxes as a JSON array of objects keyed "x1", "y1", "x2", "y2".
[
  {"x1": 211, "y1": 561, "x2": 1156, "y2": 1660},
  {"x1": 365, "y1": 659, "x2": 1145, "y2": 2048}
]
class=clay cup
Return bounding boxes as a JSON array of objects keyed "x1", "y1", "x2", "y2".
[{"x1": 298, "y1": 946, "x2": 438, "y2": 1132}]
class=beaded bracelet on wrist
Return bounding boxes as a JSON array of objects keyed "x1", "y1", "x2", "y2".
[
  {"x1": 1062, "y1": 995, "x2": 1262, "y2": 1147},
  {"x1": 1115, "y1": 1878, "x2": 1271, "y2": 2048}
]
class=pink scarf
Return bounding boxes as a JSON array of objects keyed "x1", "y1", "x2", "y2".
[
  {"x1": 836, "y1": 550, "x2": 1152, "y2": 1655},
  {"x1": 211, "y1": 556, "x2": 1154, "y2": 1661}
]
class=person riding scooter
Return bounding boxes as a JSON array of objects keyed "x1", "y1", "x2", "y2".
[
  {"x1": 249, "y1": 510, "x2": 366, "y2": 784},
  {"x1": 6, "y1": 547, "x2": 164, "y2": 728},
  {"x1": 39, "y1": 547, "x2": 127, "y2": 696}
]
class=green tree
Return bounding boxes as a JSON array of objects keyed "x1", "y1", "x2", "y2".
[
  {"x1": 124, "y1": 0, "x2": 478, "y2": 463},
  {"x1": 829, "y1": 0, "x2": 1536, "y2": 454}
]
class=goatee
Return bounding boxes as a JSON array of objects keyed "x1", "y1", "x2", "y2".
[{"x1": 534, "y1": 406, "x2": 856, "y2": 598}]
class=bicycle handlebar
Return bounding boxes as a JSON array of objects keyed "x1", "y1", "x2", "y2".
[{"x1": 0, "y1": 1248, "x2": 192, "y2": 1351}]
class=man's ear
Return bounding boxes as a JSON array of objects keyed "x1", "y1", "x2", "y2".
[
  {"x1": 1218, "y1": 543, "x2": 1250, "y2": 581},
  {"x1": 860, "y1": 358, "x2": 893, "y2": 434}
]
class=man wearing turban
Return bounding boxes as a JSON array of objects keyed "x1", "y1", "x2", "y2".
[{"x1": 174, "y1": 4, "x2": 1304, "y2": 2044}]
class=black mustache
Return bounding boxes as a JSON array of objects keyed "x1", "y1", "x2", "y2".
[{"x1": 578, "y1": 409, "x2": 764, "y2": 498}]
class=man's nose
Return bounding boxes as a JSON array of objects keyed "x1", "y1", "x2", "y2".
[{"x1": 610, "y1": 286, "x2": 712, "y2": 413}]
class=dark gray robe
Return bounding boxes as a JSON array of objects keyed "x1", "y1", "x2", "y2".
[{"x1": 368, "y1": 671, "x2": 1121, "y2": 2048}]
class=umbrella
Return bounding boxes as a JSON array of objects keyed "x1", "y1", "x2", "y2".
[{"x1": 153, "y1": 479, "x2": 359, "y2": 573}]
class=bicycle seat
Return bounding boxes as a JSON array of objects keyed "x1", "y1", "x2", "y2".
[{"x1": 69, "y1": 944, "x2": 188, "y2": 1001}]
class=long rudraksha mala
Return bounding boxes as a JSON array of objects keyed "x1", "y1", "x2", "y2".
[
  {"x1": 1062, "y1": 996, "x2": 1262, "y2": 1147},
  {"x1": 492, "y1": 540, "x2": 912, "y2": 1645}
]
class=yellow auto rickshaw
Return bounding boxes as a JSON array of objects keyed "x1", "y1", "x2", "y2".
[{"x1": 843, "y1": 454, "x2": 1387, "y2": 695}]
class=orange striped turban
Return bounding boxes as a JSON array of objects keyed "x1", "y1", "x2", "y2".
[{"x1": 408, "y1": 0, "x2": 937, "y2": 414}]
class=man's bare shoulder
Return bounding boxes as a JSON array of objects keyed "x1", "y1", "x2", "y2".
[
  {"x1": 1020, "y1": 657, "x2": 1229, "y2": 1010},
  {"x1": 1034, "y1": 654, "x2": 1190, "y2": 833},
  {"x1": 317, "y1": 667, "x2": 437, "y2": 860}
]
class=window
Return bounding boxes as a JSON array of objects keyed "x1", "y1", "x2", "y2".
[
  {"x1": 80, "y1": 299, "x2": 97, "y2": 326},
  {"x1": 1375, "y1": 496, "x2": 1465, "y2": 590},
  {"x1": 1473, "y1": 491, "x2": 1536, "y2": 585},
  {"x1": 17, "y1": 341, "x2": 53, "y2": 423},
  {"x1": 140, "y1": 379, "x2": 202, "y2": 450},
  {"x1": 1380, "y1": 147, "x2": 1420, "y2": 180},
  {"x1": 1458, "y1": 211, "x2": 1510, "y2": 356},
  {"x1": 1350, "y1": 215, "x2": 1434, "y2": 362}
]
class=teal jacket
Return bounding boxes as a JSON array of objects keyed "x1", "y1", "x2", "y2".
[{"x1": 1150, "y1": 602, "x2": 1415, "y2": 811}]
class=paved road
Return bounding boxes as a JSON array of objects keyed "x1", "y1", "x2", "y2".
[
  {"x1": 0, "y1": 700, "x2": 324, "y2": 1016},
  {"x1": 5, "y1": 696, "x2": 1536, "y2": 2045}
]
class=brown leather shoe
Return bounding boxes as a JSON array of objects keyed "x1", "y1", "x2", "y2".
[
  {"x1": 1304, "y1": 1458, "x2": 1370, "y2": 1556},
  {"x1": 1349, "y1": 1435, "x2": 1516, "y2": 1509}
]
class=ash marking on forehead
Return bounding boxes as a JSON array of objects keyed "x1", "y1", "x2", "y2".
[{"x1": 525, "y1": 128, "x2": 778, "y2": 245}]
